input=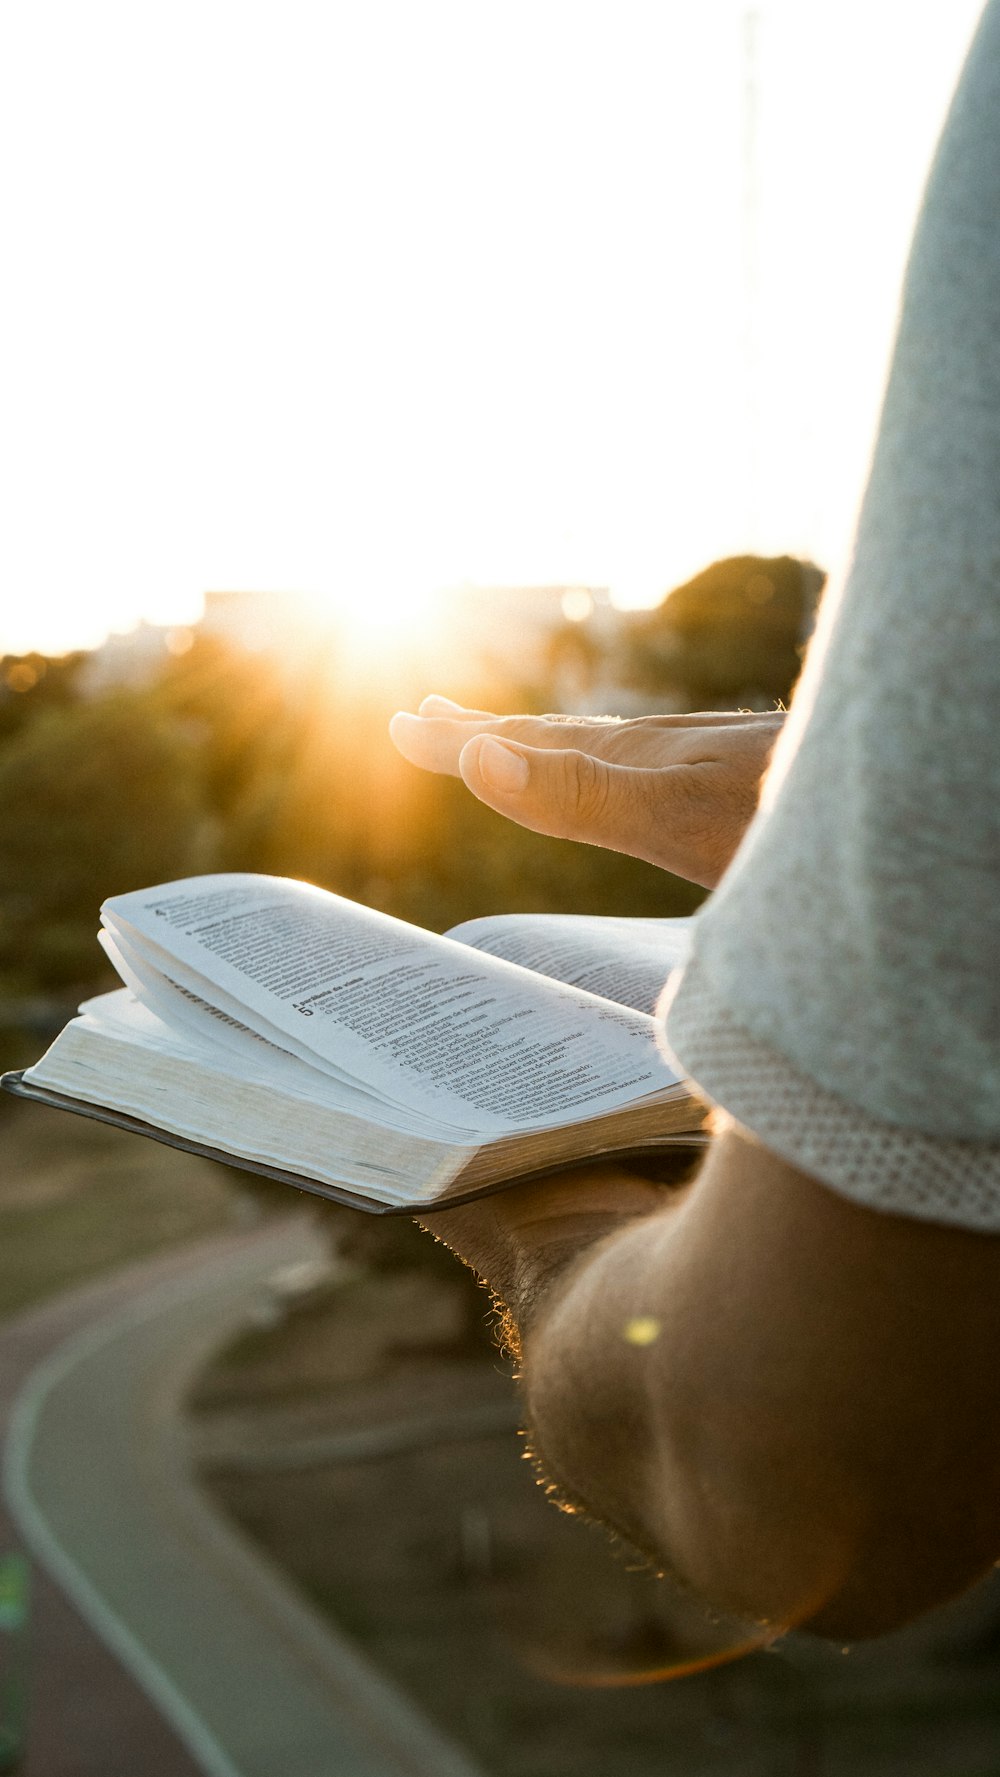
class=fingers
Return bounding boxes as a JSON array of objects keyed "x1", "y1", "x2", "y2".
[
  {"x1": 419, "y1": 694, "x2": 618, "y2": 728},
  {"x1": 390, "y1": 707, "x2": 607, "y2": 776},
  {"x1": 411, "y1": 695, "x2": 779, "y2": 730},
  {"x1": 390, "y1": 699, "x2": 786, "y2": 785},
  {"x1": 418, "y1": 694, "x2": 496, "y2": 720},
  {"x1": 389, "y1": 710, "x2": 487, "y2": 775},
  {"x1": 458, "y1": 733, "x2": 672, "y2": 863}
]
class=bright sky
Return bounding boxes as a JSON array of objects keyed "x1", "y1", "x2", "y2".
[{"x1": 0, "y1": 0, "x2": 986, "y2": 656}]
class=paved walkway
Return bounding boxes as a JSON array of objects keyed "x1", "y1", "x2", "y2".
[{"x1": 1, "y1": 1221, "x2": 487, "y2": 1777}]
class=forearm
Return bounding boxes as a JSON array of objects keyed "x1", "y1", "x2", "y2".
[
  {"x1": 498, "y1": 1130, "x2": 1000, "y2": 1638},
  {"x1": 428, "y1": 1145, "x2": 847, "y2": 1626},
  {"x1": 506, "y1": 1156, "x2": 818, "y2": 1624},
  {"x1": 516, "y1": 1196, "x2": 695, "y2": 1568}
]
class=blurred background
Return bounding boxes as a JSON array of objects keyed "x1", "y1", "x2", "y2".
[
  {"x1": 0, "y1": 557, "x2": 825, "y2": 1026},
  {"x1": 2, "y1": 3, "x2": 1000, "y2": 1774}
]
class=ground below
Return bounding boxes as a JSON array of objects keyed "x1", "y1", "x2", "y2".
[{"x1": 191, "y1": 1215, "x2": 1000, "y2": 1777}]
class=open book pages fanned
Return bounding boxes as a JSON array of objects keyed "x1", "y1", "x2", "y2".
[{"x1": 2, "y1": 874, "x2": 707, "y2": 1214}]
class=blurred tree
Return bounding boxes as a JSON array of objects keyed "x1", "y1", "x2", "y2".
[
  {"x1": 0, "y1": 696, "x2": 212, "y2": 991},
  {"x1": 153, "y1": 634, "x2": 297, "y2": 832},
  {"x1": 0, "y1": 652, "x2": 88, "y2": 743},
  {"x1": 623, "y1": 554, "x2": 826, "y2": 708}
]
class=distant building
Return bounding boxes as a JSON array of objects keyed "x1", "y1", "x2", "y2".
[
  {"x1": 439, "y1": 585, "x2": 614, "y2": 707},
  {"x1": 77, "y1": 620, "x2": 191, "y2": 696},
  {"x1": 75, "y1": 593, "x2": 319, "y2": 698},
  {"x1": 200, "y1": 590, "x2": 314, "y2": 656}
]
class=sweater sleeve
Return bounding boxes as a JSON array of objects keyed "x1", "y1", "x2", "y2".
[{"x1": 662, "y1": 0, "x2": 1000, "y2": 1229}]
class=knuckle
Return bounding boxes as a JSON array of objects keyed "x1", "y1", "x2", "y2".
[
  {"x1": 513, "y1": 715, "x2": 594, "y2": 748},
  {"x1": 493, "y1": 716, "x2": 544, "y2": 744},
  {"x1": 560, "y1": 749, "x2": 611, "y2": 825}
]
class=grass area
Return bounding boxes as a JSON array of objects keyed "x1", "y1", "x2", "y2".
[{"x1": 0, "y1": 1093, "x2": 244, "y2": 1319}]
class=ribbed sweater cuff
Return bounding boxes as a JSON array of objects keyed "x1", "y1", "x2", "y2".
[{"x1": 663, "y1": 955, "x2": 1000, "y2": 1231}]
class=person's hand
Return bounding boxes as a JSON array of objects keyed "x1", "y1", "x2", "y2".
[{"x1": 389, "y1": 698, "x2": 783, "y2": 888}]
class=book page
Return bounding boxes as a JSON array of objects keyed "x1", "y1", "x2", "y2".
[
  {"x1": 103, "y1": 876, "x2": 681, "y2": 1139},
  {"x1": 97, "y1": 933, "x2": 461, "y2": 1142},
  {"x1": 446, "y1": 913, "x2": 693, "y2": 1015},
  {"x1": 104, "y1": 895, "x2": 474, "y2": 1122}
]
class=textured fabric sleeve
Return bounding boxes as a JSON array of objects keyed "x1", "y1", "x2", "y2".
[{"x1": 662, "y1": 0, "x2": 1000, "y2": 1228}]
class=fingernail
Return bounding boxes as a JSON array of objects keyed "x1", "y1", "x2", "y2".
[
  {"x1": 477, "y1": 737, "x2": 529, "y2": 794},
  {"x1": 419, "y1": 693, "x2": 464, "y2": 714},
  {"x1": 389, "y1": 711, "x2": 418, "y2": 739}
]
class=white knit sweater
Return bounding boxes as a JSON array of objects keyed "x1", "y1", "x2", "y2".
[{"x1": 663, "y1": 0, "x2": 1000, "y2": 1229}]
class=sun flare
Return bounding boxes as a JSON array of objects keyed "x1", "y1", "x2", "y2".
[
  {"x1": 307, "y1": 579, "x2": 443, "y2": 646},
  {"x1": 300, "y1": 578, "x2": 453, "y2": 690}
]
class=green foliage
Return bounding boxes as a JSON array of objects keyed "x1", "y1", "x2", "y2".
[
  {"x1": 0, "y1": 694, "x2": 212, "y2": 990},
  {"x1": 153, "y1": 634, "x2": 298, "y2": 830},
  {"x1": 624, "y1": 553, "x2": 826, "y2": 707},
  {"x1": 0, "y1": 651, "x2": 88, "y2": 743}
]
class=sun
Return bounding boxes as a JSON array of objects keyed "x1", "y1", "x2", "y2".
[
  {"x1": 312, "y1": 579, "x2": 441, "y2": 641},
  {"x1": 303, "y1": 576, "x2": 450, "y2": 683}
]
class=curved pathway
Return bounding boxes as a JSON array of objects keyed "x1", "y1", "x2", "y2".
[{"x1": 0, "y1": 1219, "x2": 486, "y2": 1777}]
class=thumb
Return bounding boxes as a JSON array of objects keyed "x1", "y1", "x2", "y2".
[{"x1": 459, "y1": 733, "x2": 651, "y2": 855}]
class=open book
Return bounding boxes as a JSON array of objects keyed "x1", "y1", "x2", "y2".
[{"x1": 1, "y1": 874, "x2": 706, "y2": 1214}]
